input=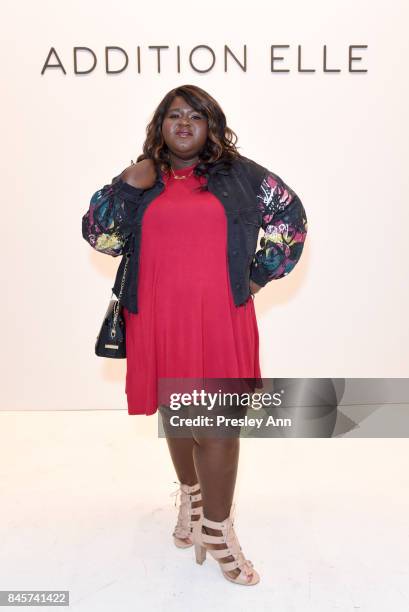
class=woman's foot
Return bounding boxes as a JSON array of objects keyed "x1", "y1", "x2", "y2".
[
  {"x1": 171, "y1": 481, "x2": 203, "y2": 547},
  {"x1": 193, "y1": 511, "x2": 260, "y2": 585},
  {"x1": 202, "y1": 524, "x2": 246, "y2": 581}
]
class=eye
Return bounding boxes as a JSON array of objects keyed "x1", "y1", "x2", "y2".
[{"x1": 167, "y1": 112, "x2": 204, "y2": 119}]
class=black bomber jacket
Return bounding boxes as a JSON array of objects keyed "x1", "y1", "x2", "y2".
[{"x1": 82, "y1": 155, "x2": 308, "y2": 314}]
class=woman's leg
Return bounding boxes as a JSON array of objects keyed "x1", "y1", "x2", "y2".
[
  {"x1": 160, "y1": 404, "x2": 199, "y2": 485},
  {"x1": 164, "y1": 435, "x2": 199, "y2": 486},
  {"x1": 192, "y1": 436, "x2": 245, "y2": 580},
  {"x1": 192, "y1": 436, "x2": 239, "y2": 520},
  {"x1": 160, "y1": 404, "x2": 203, "y2": 544},
  {"x1": 160, "y1": 403, "x2": 248, "y2": 579}
]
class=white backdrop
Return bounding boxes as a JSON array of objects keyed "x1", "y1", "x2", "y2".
[{"x1": 2, "y1": 0, "x2": 408, "y2": 411}]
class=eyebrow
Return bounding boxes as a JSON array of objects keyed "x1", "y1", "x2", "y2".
[{"x1": 168, "y1": 107, "x2": 203, "y2": 113}]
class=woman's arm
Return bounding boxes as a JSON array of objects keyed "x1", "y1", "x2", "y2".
[
  {"x1": 81, "y1": 160, "x2": 156, "y2": 257},
  {"x1": 249, "y1": 170, "x2": 308, "y2": 288}
]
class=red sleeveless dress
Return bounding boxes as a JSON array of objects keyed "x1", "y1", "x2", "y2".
[{"x1": 123, "y1": 161, "x2": 262, "y2": 415}]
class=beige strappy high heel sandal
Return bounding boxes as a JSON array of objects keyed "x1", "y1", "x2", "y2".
[
  {"x1": 170, "y1": 481, "x2": 203, "y2": 548},
  {"x1": 192, "y1": 505, "x2": 260, "y2": 585}
]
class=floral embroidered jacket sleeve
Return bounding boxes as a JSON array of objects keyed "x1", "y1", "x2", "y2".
[
  {"x1": 81, "y1": 172, "x2": 143, "y2": 257},
  {"x1": 249, "y1": 171, "x2": 308, "y2": 287}
]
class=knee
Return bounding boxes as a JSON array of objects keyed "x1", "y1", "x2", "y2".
[{"x1": 192, "y1": 436, "x2": 238, "y2": 454}]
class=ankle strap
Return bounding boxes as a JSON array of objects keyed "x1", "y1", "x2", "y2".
[
  {"x1": 202, "y1": 515, "x2": 231, "y2": 530},
  {"x1": 183, "y1": 482, "x2": 200, "y2": 494},
  {"x1": 174, "y1": 481, "x2": 201, "y2": 494},
  {"x1": 189, "y1": 492, "x2": 202, "y2": 502}
]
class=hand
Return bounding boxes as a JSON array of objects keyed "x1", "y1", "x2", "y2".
[
  {"x1": 249, "y1": 280, "x2": 262, "y2": 296},
  {"x1": 120, "y1": 158, "x2": 157, "y2": 190}
]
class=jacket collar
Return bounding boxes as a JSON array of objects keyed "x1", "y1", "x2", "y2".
[{"x1": 207, "y1": 159, "x2": 231, "y2": 175}]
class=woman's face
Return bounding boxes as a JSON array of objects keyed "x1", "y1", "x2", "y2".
[{"x1": 161, "y1": 95, "x2": 208, "y2": 162}]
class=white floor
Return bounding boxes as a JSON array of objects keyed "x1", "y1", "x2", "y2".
[{"x1": 1, "y1": 409, "x2": 409, "y2": 611}]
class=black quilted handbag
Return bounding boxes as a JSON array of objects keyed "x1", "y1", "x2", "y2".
[{"x1": 95, "y1": 253, "x2": 130, "y2": 358}]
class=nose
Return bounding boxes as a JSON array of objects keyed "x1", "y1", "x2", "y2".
[{"x1": 177, "y1": 118, "x2": 191, "y2": 130}]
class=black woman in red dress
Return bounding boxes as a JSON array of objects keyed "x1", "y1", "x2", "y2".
[{"x1": 82, "y1": 84, "x2": 308, "y2": 586}]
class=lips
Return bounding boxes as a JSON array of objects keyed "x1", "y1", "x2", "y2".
[{"x1": 176, "y1": 130, "x2": 192, "y2": 137}]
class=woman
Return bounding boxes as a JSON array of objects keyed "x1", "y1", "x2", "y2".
[{"x1": 82, "y1": 84, "x2": 308, "y2": 586}]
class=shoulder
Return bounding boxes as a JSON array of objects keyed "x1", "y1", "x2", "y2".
[
  {"x1": 229, "y1": 155, "x2": 272, "y2": 192},
  {"x1": 231, "y1": 155, "x2": 275, "y2": 182},
  {"x1": 120, "y1": 159, "x2": 155, "y2": 188},
  {"x1": 233, "y1": 155, "x2": 298, "y2": 200},
  {"x1": 232, "y1": 155, "x2": 287, "y2": 183}
]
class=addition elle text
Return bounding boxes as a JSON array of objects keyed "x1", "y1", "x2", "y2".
[{"x1": 41, "y1": 44, "x2": 368, "y2": 75}]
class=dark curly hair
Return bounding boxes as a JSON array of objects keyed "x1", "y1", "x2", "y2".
[{"x1": 135, "y1": 84, "x2": 242, "y2": 191}]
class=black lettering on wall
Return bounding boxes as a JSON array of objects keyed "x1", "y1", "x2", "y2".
[
  {"x1": 137, "y1": 46, "x2": 141, "y2": 73},
  {"x1": 349, "y1": 45, "x2": 368, "y2": 72},
  {"x1": 40, "y1": 44, "x2": 369, "y2": 75},
  {"x1": 74, "y1": 47, "x2": 97, "y2": 74},
  {"x1": 189, "y1": 45, "x2": 216, "y2": 73},
  {"x1": 148, "y1": 46, "x2": 170, "y2": 73},
  {"x1": 323, "y1": 44, "x2": 341, "y2": 72},
  {"x1": 224, "y1": 45, "x2": 247, "y2": 72},
  {"x1": 271, "y1": 45, "x2": 290, "y2": 72},
  {"x1": 297, "y1": 45, "x2": 315, "y2": 72},
  {"x1": 105, "y1": 47, "x2": 128, "y2": 74},
  {"x1": 41, "y1": 47, "x2": 66, "y2": 74}
]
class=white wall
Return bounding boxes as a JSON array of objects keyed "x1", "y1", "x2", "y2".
[{"x1": 2, "y1": 0, "x2": 408, "y2": 411}]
